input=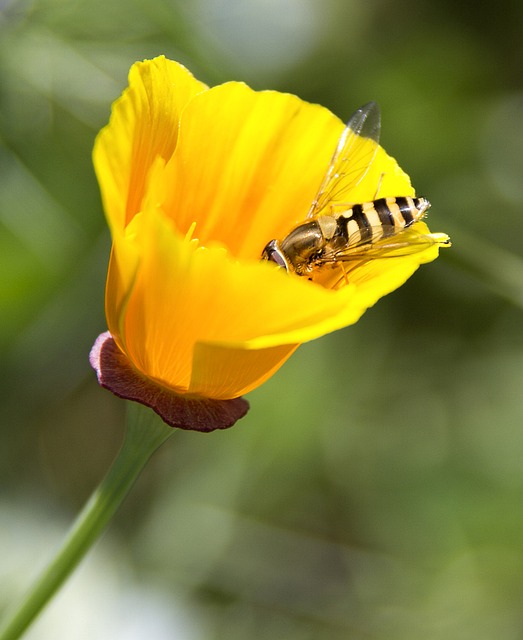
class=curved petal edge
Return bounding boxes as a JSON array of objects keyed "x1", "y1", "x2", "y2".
[{"x1": 89, "y1": 332, "x2": 249, "y2": 432}]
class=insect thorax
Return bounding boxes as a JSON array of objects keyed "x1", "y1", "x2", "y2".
[{"x1": 279, "y1": 219, "x2": 330, "y2": 275}]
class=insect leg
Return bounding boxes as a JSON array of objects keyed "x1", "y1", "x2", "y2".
[{"x1": 373, "y1": 172, "x2": 384, "y2": 199}]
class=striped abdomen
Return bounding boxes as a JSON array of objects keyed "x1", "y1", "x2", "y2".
[{"x1": 322, "y1": 196, "x2": 430, "y2": 248}]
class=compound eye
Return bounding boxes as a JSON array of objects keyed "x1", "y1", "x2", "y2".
[
  {"x1": 262, "y1": 240, "x2": 289, "y2": 271},
  {"x1": 270, "y1": 250, "x2": 288, "y2": 269}
]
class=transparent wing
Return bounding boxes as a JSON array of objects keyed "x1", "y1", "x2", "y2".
[
  {"x1": 319, "y1": 226, "x2": 451, "y2": 264},
  {"x1": 307, "y1": 101, "x2": 381, "y2": 219}
]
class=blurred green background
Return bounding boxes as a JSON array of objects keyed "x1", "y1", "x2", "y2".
[{"x1": 2, "y1": 0, "x2": 523, "y2": 638}]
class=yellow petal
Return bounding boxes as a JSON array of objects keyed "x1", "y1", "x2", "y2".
[
  {"x1": 154, "y1": 81, "x2": 344, "y2": 258},
  {"x1": 104, "y1": 242, "x2": 139, "y2": 350},
  {"x1": 189, "y1": 342, "x2": 299, "y2": 398},
  {"x1": 359, "y1": 146, "x2": 414, "y2": 200},
  {"x1": 93, "y1": 56, "x2": 207, "y2": 232}
]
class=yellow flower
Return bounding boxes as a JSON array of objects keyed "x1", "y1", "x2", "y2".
[{"x1": 92, "y1": 56, "x2": 447, "y2": 427}]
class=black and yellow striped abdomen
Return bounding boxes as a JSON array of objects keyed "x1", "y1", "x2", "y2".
[{"x1": 321, "y1": 196, "x2": 430, "y2": 248}]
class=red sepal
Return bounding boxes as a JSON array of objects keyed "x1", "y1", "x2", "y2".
[{"x1": 89, "y1": 332, "x2": 249, "y2": 432}]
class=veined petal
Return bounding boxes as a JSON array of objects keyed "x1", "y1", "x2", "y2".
[
  {"x1": 357, "y1": 146, "x2": 414, "y2": 200},
  {"x1": 93, "y1": 56, "x2": 207, "y2": 231},
  {"x1": 189, "y1": 342, "x2": 299, "y2": 399},
  {"x1": 104, "y1": 240, "x2": 139, "y2": 351},
  {"x1": 154, "y1": 82, "x2": 345, "y2": 258}
]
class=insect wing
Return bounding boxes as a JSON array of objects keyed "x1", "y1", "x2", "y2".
[
  {"x1": 326, "y1": 226, "x2": 450, "y2": 263},
  {"x1": 307, "y1": 101, "x2": 381, "y2": 219}
]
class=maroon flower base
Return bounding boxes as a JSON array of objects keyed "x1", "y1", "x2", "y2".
[{"x1": 89, "y1": 332, "x2": 249, "y2": 432}]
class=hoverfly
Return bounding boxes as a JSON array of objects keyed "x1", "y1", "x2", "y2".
[{"x1": 261, "y1": 102, "x2": 449, "y2": 283}]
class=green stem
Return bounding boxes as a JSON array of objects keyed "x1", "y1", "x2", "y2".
[{"x1": 0, "y1": 402, "x2": 175, "y2": 640}]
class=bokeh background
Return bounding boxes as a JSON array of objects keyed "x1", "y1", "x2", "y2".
[{"x1": 2, "y1": 0, "x2": 523, "y2": 638}]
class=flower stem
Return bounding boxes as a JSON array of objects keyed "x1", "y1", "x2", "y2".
[{"x1": 0, "y1": 402, "x2": 175, "y2": 640}]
